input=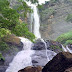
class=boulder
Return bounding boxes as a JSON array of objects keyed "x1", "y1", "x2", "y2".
[
  {"x1": 42, "y1": 52, "x2": 72, "y2": 72},
  {"x1": 18, "y1": 66, "x2": 42, "y2": 72},
  {"x1": 3, "y1": 34, "x2": 21, "y2": 45},
  {"x1": 32, "y1": 40, "x2": 45, "y2": 50}
]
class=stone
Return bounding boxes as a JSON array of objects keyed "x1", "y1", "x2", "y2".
[
  {"x1": 42, "y1": 52, "x2": 72, "y2": 72},
  {"x1": 18, "y1": 66, "x2": 42, "y2": 72}
]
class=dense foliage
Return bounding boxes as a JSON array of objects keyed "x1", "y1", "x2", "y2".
[
  {"x1": 0, "y1": 0, "x2": 35, "y2": 41},
  {"x1": 0, "y1": 0, "x2": 35, "y2": 53},
  {"x1": 56, "y1": 31, "x2": 72, "y2": 45}
]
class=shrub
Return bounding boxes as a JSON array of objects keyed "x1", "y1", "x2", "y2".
[
  {"x1": 0, "y1": 41, "x2": 9, "y2": 51},
  {"x1": 12, "y1": 22, "x2": 35, "y2": 41},
  {"x1": 50, "y1": 45, "x2": 62, "y2": 51},
  {"x1": 56, "y1": 31, "x2": 72, "y2": 44},
  {"x1": 0, "y1": 28, "x2": 11, "y2": 38},
  {"x1": 0, "y1": 53, "x2": 5, "y2": 61},
  {"x1": 65, "y1": 40, "x2": 72, "y2": 45}
]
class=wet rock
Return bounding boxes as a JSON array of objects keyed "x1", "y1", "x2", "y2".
[
  {"x1": 32, "y1": 50, "x2": 56, "y2": 67},
  {"x1": 0, "y1": 58, "x2": 5, "y2": 65},
  {"x1": 18, "y1": 66, "x2": 42, "y2": 72},
  {"x1": 32, "y1": 40, "x2": 45, "y2": 50},
  {"x1": 46, "y1": 40, "x2": 62, "y2": 53},
  {"x1": 42, "y1": 52, "x2": 72, "y2": 72}
]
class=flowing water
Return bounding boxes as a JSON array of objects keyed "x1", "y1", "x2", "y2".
[
  {"x1": 61, "y1": 44, "x2": 67, "y2": 52},
  {"x1": 6, "y1": 37, "x2": 35, "y2": 72},
  {"x1": 6, "y1": 0, "x2": 57, "y2": 72},
  {"x1": 40, "y1": 39, "x2": 50, "y2": 62},
  {"x1": 66, "y1": 45, "x2": 72, "y2": 53}
]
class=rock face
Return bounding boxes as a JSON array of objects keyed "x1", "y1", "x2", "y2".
[
  {"x1": 32, "y1": 39, "x2": 62, "y2": 53},
  {"x1": 42, "y1": 52, "x2": 72, "y2": 72},
  {"x1": 39, "y1": 0, "x2": 72, "y2": 40},
  {"x1": 32, "y1": 40, "x2": 45, "y2": 50},
  {"x1": 18, "y1": 66, "x2": 42, "y2": 72},
  {"x1": 32, "y1": 50, "x2": 56, "y2": 67}
]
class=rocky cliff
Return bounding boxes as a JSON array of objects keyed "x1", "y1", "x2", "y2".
[{"x1": 39, "y1": 0, "x2": 72, "y2": 40}]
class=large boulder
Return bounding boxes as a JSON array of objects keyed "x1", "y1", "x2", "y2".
[
  {"x1": 46, "y1": 40, "x2": 62, "y2": 53},
  {"x1": 42, "y1": 52, "x2": 72, "y2": 72},
  {"x1": 18, "y1": 66, "x2": 42, "y2": 72},
  {"x1": 32, "y1": 39, "x2": 45, "y2": 50}
]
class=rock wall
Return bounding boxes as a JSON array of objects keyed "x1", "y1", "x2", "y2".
[{"x1": 39, "y1": 0, "x2": 72, "y2": 40}]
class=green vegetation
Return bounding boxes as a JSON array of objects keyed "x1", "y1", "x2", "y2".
[
  {"x1": 37, "y1": 4, "x2": 44, "y2": 11},
  {"x1": 65, "y1": 40, "x2": 72, "y2": 45},
  {"x1": 66, "y1": 14, "x2": 72, "y2": 22},
  {"x1": 0, "y1": 28, "x2": 11, "y2": 38},
  {"x1": 0, "y1": 53, "x2": 5, "y2": 61},
  {"x1": 51, "y1": 45, "x2": 62, "y2": 51},
  {"x1": 40, "y1": 7, "x2": 55, "y2": 20},
  {"x1": 0, "y1": 41, "x2": 9, "y2": 52},
  {"x1": 56, "y1": 31, "x2": 72, "y2": 45},
  {"x1": 13, "y1": 23, "x2": 35, "y2": 41},
  {"x1": 0, "y1": 0, "x2": 35, "y2": 41},
  {"x1": 0, "y1": 0, "x2": 36, "y2": 53}
]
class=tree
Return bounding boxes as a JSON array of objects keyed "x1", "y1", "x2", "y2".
[{"x1": 0, "y1": 0, "x2": 19, "y2": 30}]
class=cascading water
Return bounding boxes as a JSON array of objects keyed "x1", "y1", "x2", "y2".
[
  {"x1": 26, "y1": 0, "x2": 55, "y2": 62},
  {"x1": 25, "y1": 1, "x2": 41, "y2": 38},
  {"x1": 6, "y1": 0, "x2": 55, "y2": 72},
  {"x1": 66, "y1": 45, "x2": 72, "y2": 53},
  {"x1": 61, "y1": 44, "x2": 67, "y2": 52},
  {"x1": 41, "y1": 39, "x2": 50, "y2": 62},
  {"x1": 6, "y1": 37, "x2": 35, "y2": 72},
  {"x1": 33, "y1": 5, "x2": 41, "y2": 38}
]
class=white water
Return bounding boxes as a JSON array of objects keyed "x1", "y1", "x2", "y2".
[
  {"x1": 61, "y1": 44, "x2": 72, "y2": 53},
  {"x1": 6, "y1": 37, "x2": 35, "y2": 72},
  {"x1": 19, "y1": 37, "x2": 33, "y2": 50},
  {"x1": 26, "y1": 0, "x2": 50, "y2": 38},
  {"x1": 25, "y1": 1, "x2": 41, "y2": 38},
  {"x1": 33, "y1": 5, "x2": 41, "y2": 38},
  {"x1": 38, "y1": 0, "x2": 50, "y2": 5},
  {"x1": 41, "y1": 39, "x2": 50, "y2": 62},
  {"x1": 66, "y1": 45, "x2": 72, "y2": 53},
  {"x1": 61, "y1": 44, "x2": 67, "y2": 52}
]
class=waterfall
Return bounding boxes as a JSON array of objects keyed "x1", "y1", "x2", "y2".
[
  {"x1": 61, "y1": 44, "x2": 67, "y2": 52},
  {"x1": 25, "y1": 1, "x2": 41, "y2": 38},
  {"x1": 6, "y1": 37, "x2": 35, "y2": 72},
  {"x1": 41, "y1": 39, "x2": 50, "y2": 62},
  {"x1": 33, "y1": 5, "x2": 41, "y2": 38},
  {"x1": 66, "y1": 45, "x2": 72, "y2": 53}
]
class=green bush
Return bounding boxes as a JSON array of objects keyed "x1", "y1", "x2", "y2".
[
  {"x1": 0, "y1": 28, "x2": 11, "y2": 38},
  {"x1": 56, "y1": 31, "x2": 72, "y2": 44},
  {"x1": 0, "y1": 41, "x2": 9, "y2": 51},
  {"x1": 12, "y1": 22, "x2": 35, "y2": 41},
  {"x1": 65, "y1": 40, "x2": 72, "y2": 45},
  {"x1": 0, "y1": 53, "x2": 5, "y2": 61},
  {"x1": 51, "y1": 45, "x2": 62, "y2": 51}
]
